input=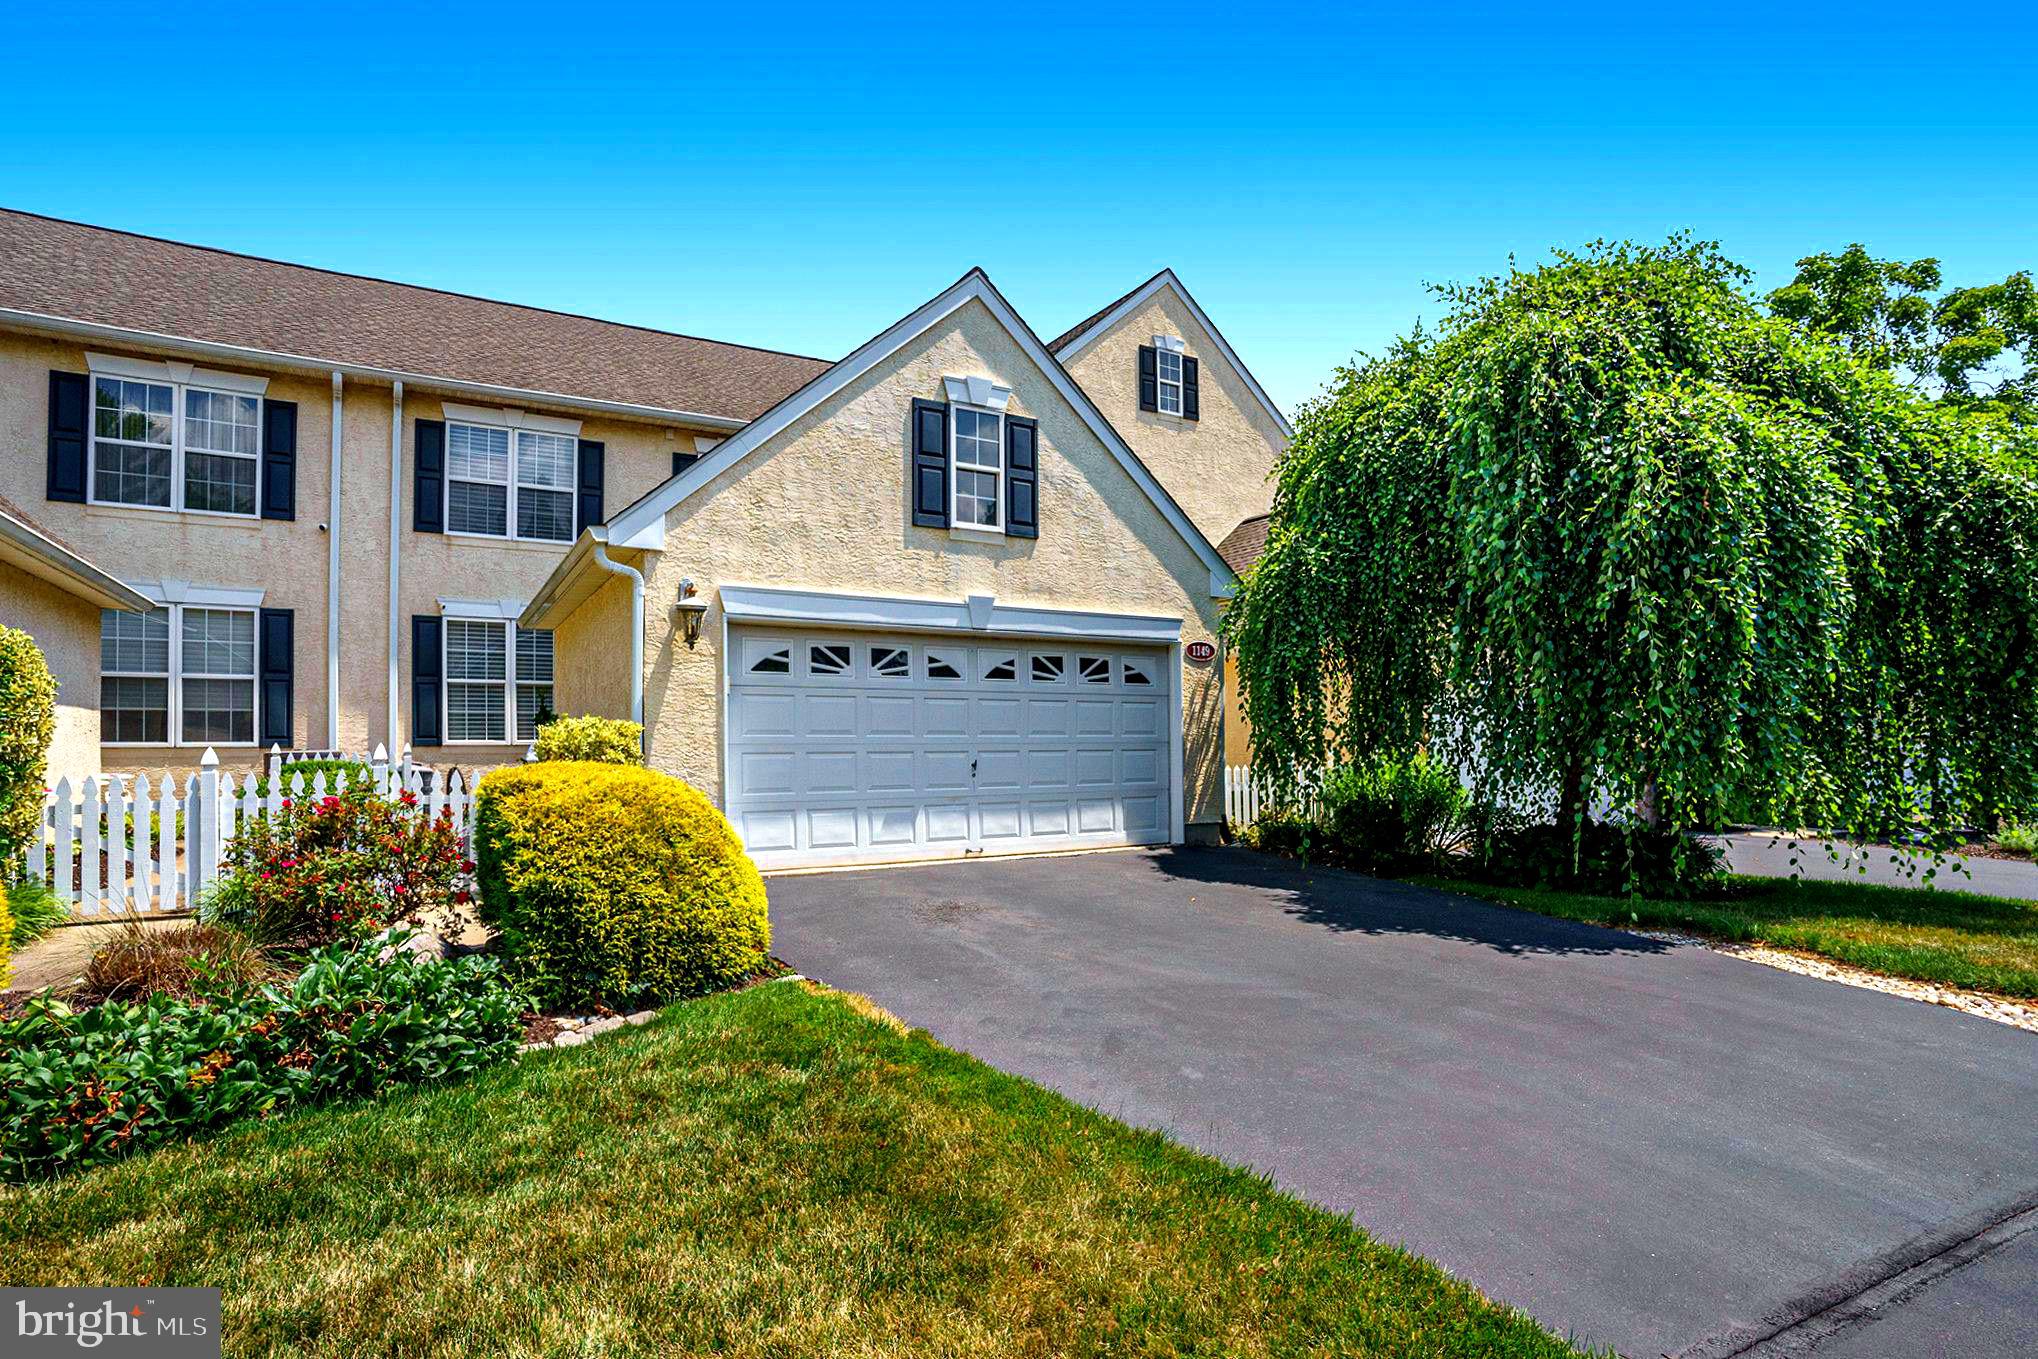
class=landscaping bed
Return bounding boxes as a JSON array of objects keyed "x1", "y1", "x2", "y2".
[{"x1": 0, "y1": 980, "x2": 1593, "y2": 1359}]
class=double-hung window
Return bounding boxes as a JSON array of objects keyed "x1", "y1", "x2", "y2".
[
  {"x1": 91, "y1": 373, "x2": 261, "y2": 516},
  {"x1": 1156, "y1": 349, "x2": 1184, "y2": 416},
  {"x1": 951, "y1": 405, "x2": 1002, "y2": 529},
  {"x1": 445, "y1": 420, "x2": 577, "y2": 543},
  {"x1": 100, "y1": 604, "x2": 257, "y2": 745},
  {"x1": 444, "y1": 619, "x2": 555, "y2": 743}
]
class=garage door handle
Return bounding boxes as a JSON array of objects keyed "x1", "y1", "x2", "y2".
[{"x1": 970, "y1": 759, "x2": 978, "y2": 778}]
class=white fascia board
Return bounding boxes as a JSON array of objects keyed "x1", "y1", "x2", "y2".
[
  {"x1": 1053, "y1": 270, "x2": 1295, "y2": 439},
  {"x1": 518, "y1": 526, "x2": 649, "y2": 630},
  {"x1": 720, "y1": 584, "x2": 1182, "y2": 645},
  {"x1": 605, "y1": 270, "x2": 1240, "y2": 597},
  {"x1": 3, "y1": 308, "x2": 751, "y2": 432},
  {"x1": 0, "y1": 509, "x2": 153, "y2": 612}
]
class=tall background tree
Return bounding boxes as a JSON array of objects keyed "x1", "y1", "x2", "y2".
[
  {"x1": 1227, "y1": 238, "x2": 2038, "y2": 846},
  {"x1": 1768, "y1": 244, "x2": 2037, "y2": 421}
]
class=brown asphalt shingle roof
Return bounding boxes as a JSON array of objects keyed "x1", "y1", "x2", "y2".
[
  {"x1": 1047, "y1": 269, "x2": 1164, "y2": 352},
  {"x1": 0, "y1": 209, "x2": 832, "y2": 423},
  {"x1": 1217, "y1": 513, "x2": 1270, "y2": 574}
]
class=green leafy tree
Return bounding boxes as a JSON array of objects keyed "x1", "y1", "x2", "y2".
[
  {"x1": 1769, "y1": 244, "x2": 2037, "y2": 420},
  {"x1": 1227, "y1": 238, "x2": 2038, "y2": 849}
]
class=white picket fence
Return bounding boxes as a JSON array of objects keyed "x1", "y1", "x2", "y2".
[
  {"x1": 1223, "y1": 764, "x2": 1322, "y2": 828},
  {"x1": 18, "y1": 744, "x2": 475, "y2": 919}
]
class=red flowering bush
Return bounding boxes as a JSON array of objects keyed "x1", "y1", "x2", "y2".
[{"x1": 210, "y1": 786, "x2": 469, "y2": 949}]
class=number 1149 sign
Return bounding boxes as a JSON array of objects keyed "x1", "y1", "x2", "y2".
[{"x1": 1186, "y1": 641, "x2": 1217, "y2": 663}]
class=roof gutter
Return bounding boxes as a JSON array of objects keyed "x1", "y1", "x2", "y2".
[
  {"x1": 0, "y1": 510, "x2": 153, "y2": 612},
  {"x1": 0, "y1": 306, "x2": 752, "y2": 433}
]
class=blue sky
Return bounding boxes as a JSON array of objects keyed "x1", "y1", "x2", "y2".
[{"x1": 5, "y1": 2, "x2": 2033, "y2": 414}]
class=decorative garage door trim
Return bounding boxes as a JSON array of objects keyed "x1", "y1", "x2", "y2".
[{"x1": 719, "y1": 584, "x2": 1182, "y2": 646}]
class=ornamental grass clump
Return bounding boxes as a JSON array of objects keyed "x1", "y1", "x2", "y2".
[
  {"x1": 474, "y1": 761, "x2": 769, "y2": 1009},
  {"x1": 208, "y1": 784, "x2": 469, "y2": 949}
]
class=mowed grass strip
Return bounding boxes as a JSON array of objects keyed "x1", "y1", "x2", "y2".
[
  {"x1": 1, "y1": 981, "x2": 1593, "y2": 1358},
  {"x1": 1417, "y1": 874, "x2": 2038, "y2": 998}
]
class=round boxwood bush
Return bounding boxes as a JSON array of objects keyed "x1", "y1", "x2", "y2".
[
  {"x1": 473, "y1": 761, "x2": 769, "y2": 1008},
  {"x1": 0, "y1": 625, "x2": 56, "y2": 869}
]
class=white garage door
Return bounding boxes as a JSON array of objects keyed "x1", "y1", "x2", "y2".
[{"x1": 726, "y1": 626, "x2": 1173, "y2": 868}]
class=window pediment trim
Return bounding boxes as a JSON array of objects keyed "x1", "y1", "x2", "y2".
[
  {"x1": 86, "y1": 351, "x2": 268, "y2": 396},
  {"x1": 941, "y1": 375, "x2": 1012, "y2": 411},
  {"x1": 441, "y1": 401, "x2": 583, "y2": 436},
  {"x1": 131, "y1": 578, "x2": 266, "y2": 608}
]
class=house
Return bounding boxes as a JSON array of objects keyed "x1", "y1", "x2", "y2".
[{"x1": 0, "y1": 208, "x2": 1287, "y2": 866}]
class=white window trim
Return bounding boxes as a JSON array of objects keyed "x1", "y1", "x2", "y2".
[
  {"x1": 1155, "y1": 346, "x2": 1185, "y2": 417},
  {"x1": 442, "y1": 416, "x2": 579, "y2": 545},
  {"x1": 84, "y1": 364, "x2": 266, "y2": 521},
  {"x1": 101, "y1": 601, "x2": 261, "y2": 748},
  {"x1": 439, "y1": 605, "x2": 554, "y2": 745},
  {"x1": 440, "y1": 401, "x2": 582, "y2": 436},
  {"x1": 949, "y1": 402, "x2": 1004, "y2": 534}
]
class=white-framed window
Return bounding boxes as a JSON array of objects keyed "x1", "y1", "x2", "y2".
[
  {"x1": 100, "y1": 604, "x2": 256, "y2": 746},
  {"x1": 443, "y1": 618, "x2": 555, "y2": 743},
  {"x1": 445, "y1": 420, "x2": 577, "y2": 543},
  {"x1": 90, "y1": 375, "x2": 261, "y2": 517},
  {"x1": 1156, "y1": 349, "x2": 1184, "y2": 416},
  {"x1": 951, "y1": 405, "x2": 1002, "y2": 529}
]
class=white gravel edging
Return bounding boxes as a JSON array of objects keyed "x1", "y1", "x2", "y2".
[
  {"x1": 519, "y1": 1009, "x2": 659, "y2": 1054},
  {"x1": 1629, "y1": 930, "x2": 2038, "y2": 1034}
]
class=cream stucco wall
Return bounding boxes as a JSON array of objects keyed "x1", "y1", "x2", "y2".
[
  {"x1": 0, "y1": 325, "x2": 723, "y2": 776},
  {"x1": 0, "y1": 560, "x2": 104, "y2": 775},
  {"x1": 1060, "y1": 288, "x2": 1287, "y2": 548},
  {"x1": 616, "y1": 298, "x2": 1230, "y2": 831},
  {"x1": 552, "y1": 569, "x2": 635, "y2": 725}
]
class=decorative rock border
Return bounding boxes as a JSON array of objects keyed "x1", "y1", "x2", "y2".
[
  {"x1": 519, "y1": 1010, "x2": 658, "y2": 1054},
  {"x1": 1630, "y1": 929, "x2": 2038, "y2": 1034}
]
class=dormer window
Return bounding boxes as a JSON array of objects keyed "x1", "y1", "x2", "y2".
[{"x1": 1138, "y1": 337, "x2": 1199, "y2": 421}]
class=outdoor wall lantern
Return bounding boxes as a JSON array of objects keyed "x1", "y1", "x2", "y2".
[{"x1": 674, "y1": 577, "x2": 709, "y2": 649}]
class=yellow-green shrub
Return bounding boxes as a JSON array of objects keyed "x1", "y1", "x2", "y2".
[
  {"x1": 534, "y1": 715, "x2": 643, "y2": 765},
  {"x1": 0, "y1": 626, "x2": 56, "y2": 868},
  {"x1": 1, "y1": 880, "x2": 13, "y2": 989},
  {"x1": 473, "y1": 762, "x2": 769, "y2": 1008}
]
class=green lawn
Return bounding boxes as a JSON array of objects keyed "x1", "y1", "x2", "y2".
[
  {"x1": 1415, "y1": 874, "x2": 2038, "y2": 998},
  {"x1": 1, "y1": 980, "x2": 1590, "y2": 1359}
]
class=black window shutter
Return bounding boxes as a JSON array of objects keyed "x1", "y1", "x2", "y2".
[
  {"x1": 1006, "y1": 416, "x2": 1039, "y2": 539},
  {"x1": 414, "y1": 419, "x2": 445, "y2": 533},
  {"x1": 576, "y1": 439, "x2": 605, "y2": 533},
  {"x1": 261, "y1": 399, "x2": 298, "y2": 520},
  {"x1": 411, "y1": 615, "x2": 443, "y2": 746},
  {"x1": 258, "y1": 608, "x2": 294, "y2": 746},
  {"x1": 1182, "y1": 355, "x2": 1201, "y2": 421},
  {"x1": 672, "y1": 450, "x2": 700, "y2": 477},
  {"x1": 47, "y1": 371, "x2": 88, "y2": 503},
  {"x1": 910, "y1": 398, "x2": 950, "y2": 528},
  {"x1": 1138, "y1": 345, "x2": 1159, "y2": 412}
]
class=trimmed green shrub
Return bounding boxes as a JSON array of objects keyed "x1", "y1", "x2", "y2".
[
  {"x1": 1318, "y1": 753, "x2": 1473, "y2": 873},
  {"x1": 1998, "y1": 823, "x2": 2038, "y2": 856},
  {"x1": 256, "y1": 758, "x2": 373, "y2": 797},
  {"x1": 0, "y1": 879, "x2": 12, "y2": 990},
  {"x1": 0, "y1": 937, "x2": 525, "y2": 1181},
  {"x1": 207, "y1": 784, "x2": 469, "y2": 949},
  {"x1": 534, "y1": 715, "x2": 643, "y2": 765},
  {"x1": 475, "y1": 761, "x2": 769, "y2": 1008},
  {"x1": 0, "y1": 626, "x2": 56, "y2": 869}
]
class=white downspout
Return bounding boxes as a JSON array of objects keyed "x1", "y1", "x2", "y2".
[
  {"x1": 386, "y1": 380, "x2": 403, "y2": 749},
  {"x1": 326, "y1": 370, "x2": 343, "y2": 749},
  {"x1": 589, "y1": 540, "x2": 646, "y2": 757}
]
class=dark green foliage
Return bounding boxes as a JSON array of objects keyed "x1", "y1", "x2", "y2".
[
  {"x1": 0, "y1": 626, "x2": 56, "y2": 868},
  {"x1": 1474, "y1": 823, "x2": 1722, "y2": 898},
  {"x1": 1228, "y1": 237, "x2": 2038, "y2": 855},
  {"x1": 1318, "y1": 753, "x2": 1473, "y2": 873},
  {"x1": 0, "y1": 938, "x2": 524, "y2": 1181}
]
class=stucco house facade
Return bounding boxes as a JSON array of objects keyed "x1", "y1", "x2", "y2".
[{"x1": 0, "y1": 209, "x2": 1287, "y2": 866}]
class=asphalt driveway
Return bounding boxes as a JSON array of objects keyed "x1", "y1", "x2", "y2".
[{"x1": 768, "y1": 847, "x2": 2038, "y2": 1359}]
